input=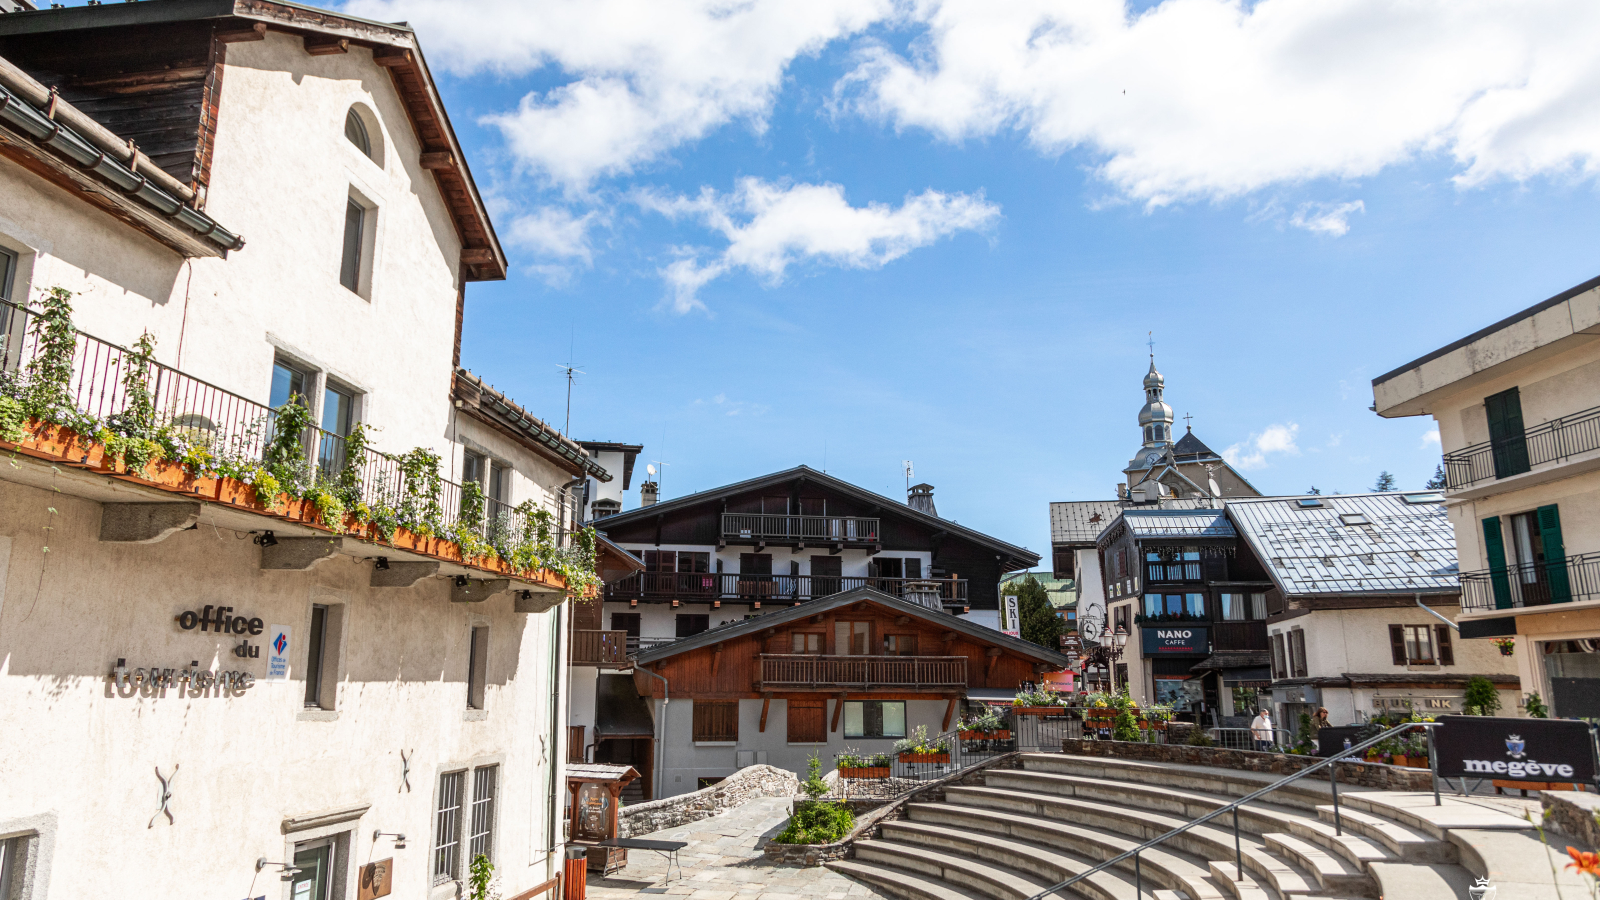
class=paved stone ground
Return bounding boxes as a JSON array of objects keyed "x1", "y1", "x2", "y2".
[{"x1": 587, "y1": 797, "x2": 887, "y2": 900}]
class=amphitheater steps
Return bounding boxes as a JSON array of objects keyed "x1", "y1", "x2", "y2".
[{"x1": 827, "y1": 753, "x2": 1495, "y2": 900}]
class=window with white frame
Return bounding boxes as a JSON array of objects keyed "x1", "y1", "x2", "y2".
[
  {"x1": 434, "y1": 764, "x2": 498, "y2": 884},
  {"x1": 339, "y1": 189, "x2": 377, "y2": 297}
]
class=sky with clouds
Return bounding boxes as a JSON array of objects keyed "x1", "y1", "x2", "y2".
[{"x1": 343, "y1": 0, "x2": 1600, "y2": 559}]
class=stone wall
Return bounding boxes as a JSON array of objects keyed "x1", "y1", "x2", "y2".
[
  {"x1": 1544, "y1": 790, "x2": 1600, "y2": 849},
  {"x1": 619, "y1": 765, "x2": 799, "y2": 838},
  {"x1": 1060, "y1": 739, "x2": 1435, "y2": 791}
]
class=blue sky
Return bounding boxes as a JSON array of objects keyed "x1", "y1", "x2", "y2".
[{"x1": 346, "y1": 0, "x2": 1600, "y2": 561}]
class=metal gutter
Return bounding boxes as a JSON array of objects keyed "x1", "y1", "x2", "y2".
[{"x1": 0, "y1": 68, "x2": 244, "y2": 253}]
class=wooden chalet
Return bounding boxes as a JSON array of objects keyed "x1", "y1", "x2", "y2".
[{"x1": 609, "y1": 586, "x2": 1069, "y2": 798}]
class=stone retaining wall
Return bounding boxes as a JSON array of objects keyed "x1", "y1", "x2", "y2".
[
  {"x1": 1544, "y1": 790, "x2": 1600, "y2": 848},
  {"x1": 619, "y1": 765, "x2": 798, "y2": 838},
  {"x1": 1060, "y1": 739, "x2": 1435, "y2": 791}
]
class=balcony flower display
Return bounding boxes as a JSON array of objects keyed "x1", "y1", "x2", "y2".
[
  {"x1": 894, "y1": 726, "x2": 951, "y2": 763},
  {"x1": 835, "y1": 749, "x2": 891, "y2": 779},
  {"x1": 957, "y1": 709, "x2": 1010, "y2": 740},
  {"x1": 1491, "y1": 636, "x2": 1516, "y2": 657},
  {"x1": 1013, "y1": 688, "x2": 1070, "y2": 716}
]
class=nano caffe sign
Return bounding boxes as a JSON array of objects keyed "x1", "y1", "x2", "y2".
[
  {"x1": 1142, "y1": 626, "x2": 1209, "y2": 654},
  {"x1": 1432, "y1": 715, "x2": 1598, "y2": 783}
]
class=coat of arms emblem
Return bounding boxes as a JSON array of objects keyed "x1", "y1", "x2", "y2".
[{"x1": 1505, "y1": 735, "x2": 1526, "y2": 759}]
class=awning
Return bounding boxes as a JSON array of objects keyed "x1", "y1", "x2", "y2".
[
  {"x1": 1188, "y1": 652, "x2": 1271, "y2": 671},
  {"x1": 1223, "y1": 666, "x2": 1273, "y2": 685},
  {"x1": 965, "y1": 688, "x2": 1019, "y2": 705},
  {"x1": 593, "y1": 674, "x2": 655, "y2": 739}
]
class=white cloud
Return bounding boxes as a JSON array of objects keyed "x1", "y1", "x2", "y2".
[
  {"x1": 345, "y1": 0, "x2": 893, "y2": 188},
  {"x1": 694, "y1": 392, "x2": 770, "y2": 417},
  {"x1": 839, "y1": 0, "x2": 1600, "y2": 207},
  {"x1": 639, "y1": 178, "x2": 1000, "y2": 312},
  {"x1": 1289, "y1": 200, "x2": 1364, "y2": 237},
  {"x1": 1422, "y1": 428, "x2": 1441, "y2": 447},
  {"x1": 505, "y1": 206, "x2": 603, "y2": 285},
  {"x1": 1224, "y1": 422, "x2": 1300, "y2": 471}
]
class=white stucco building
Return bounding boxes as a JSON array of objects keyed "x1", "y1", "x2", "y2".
[{"x1": 0, "y1": 3, "x2": 621, "y2": 898}]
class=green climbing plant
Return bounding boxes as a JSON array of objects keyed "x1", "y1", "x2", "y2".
[{"x1": 468, "y1": 852, "x2": 497, "y2": 900}]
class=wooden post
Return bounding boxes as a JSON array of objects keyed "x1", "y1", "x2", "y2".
[
  {"x1": 759, "y1": 694, "x2": 772, "y2": 732},
  {"x1": 942, "y1": 696, "x2": 957, "y2": 731},
  {"x1": 831, "y1": 693, "x2": 846, "y2": 733}
]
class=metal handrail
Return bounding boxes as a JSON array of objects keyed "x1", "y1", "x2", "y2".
[
  {"x1": 1025, "y1": 721, "x2": 1437, "y2": 900},
  {"x1": 1443, "y1": 403, "x2": 1600, "y2": 489}
]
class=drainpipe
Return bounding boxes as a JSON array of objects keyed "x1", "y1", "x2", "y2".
[
  {"x1": 1415, "y1": 593, "x2": 1460, "y2": 631},
  {"x1": 558, "y1": 474, "x2": 586, "y2": 542},
  {"x1": 635, "y1": 666, "x2": 669, "y2": 801},
  {"x1": 547, "y1": 601, "x2": 565, "y2": 872}
]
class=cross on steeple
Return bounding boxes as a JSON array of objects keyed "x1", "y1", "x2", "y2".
[
  {"x1": 1147, "y1": 331, "x2": 1155, "y2": 358},
  {"x1": 1183, "y1": 413, "x2": 1193, "y2": 432}
]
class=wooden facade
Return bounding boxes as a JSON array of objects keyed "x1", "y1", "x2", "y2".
[{"x1": 632, "y1": 594, "x2": 1058, "y2": 706}]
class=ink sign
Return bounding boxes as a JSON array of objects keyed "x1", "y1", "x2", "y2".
[
  {"x1": 1432, "y1": 715, "x2": 1598, "y2": 783},
  {"x1": 1141, "y1": 626, "x2": 1208, "y2": 654},
  {"x1": 265, "y1": 625, "x2": 291, "y2": 682}
]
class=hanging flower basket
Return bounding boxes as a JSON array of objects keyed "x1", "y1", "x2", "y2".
[{"x1": 1492, "y1": 637, "x2": 1516, "y2": 657}]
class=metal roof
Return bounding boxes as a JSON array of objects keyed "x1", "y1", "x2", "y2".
[
  {"x1": 1123, "y1": 508, "x2": 1235, "y2": 538},
  {"x1": 999, "y1": 571, "x2": 1078, "y2": 609},
  {"x1": 1050, "y1": 497, "x2": 1217, "y2": 545},
  {"x1": 1225, "y1": 493, "x2": 1458, "y2": 597}
]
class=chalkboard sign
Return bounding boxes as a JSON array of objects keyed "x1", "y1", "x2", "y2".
[{"x1": 1432, "y1": 715, "x2": 1597, "y2": 782}]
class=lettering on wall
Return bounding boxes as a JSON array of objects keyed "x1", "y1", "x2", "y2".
[
  {"x1": 175, "y1": 605, "x2": 264, "y2": 636},
  {"x1": 107, "y1": 657, "x2": 255, "y2": 696}
]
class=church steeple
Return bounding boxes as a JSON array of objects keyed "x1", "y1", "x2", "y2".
[{"x1": 1137, "y1": 356, "x2": 1175, "y2": 449}]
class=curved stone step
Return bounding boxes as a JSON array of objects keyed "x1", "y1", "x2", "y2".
[
  {"x1": 827, "y1": 858, "x2": 991, "y2": 900},
  {"x1": 887, "y1": 815, "x2": 1227, "y2": 900},
  {"x1": 1340, "y1": 791, "x2": 1532, "y2": 840},
  {"x1": 988, "y1": 767, "x2": 1393, "y2": 877},
  {"x1": 1260, "y1": 832, "x2": 1375, "y2": 897},
  {"x1": 1016, "y1": 754, "x2": 1335, "y2": 812},
  {"x1": 1313, "y1": 805, "x2": 1456, "y2": 863},
  {"x1": 1447, "y1": 827, "x2": 1591, "y2": 899},
  {"x1": 852, "y1": 837, "x2": 1135, "y2": 900},
  {"x1": 920, "y1": 793, "x2": 1300, "y2": 898}
]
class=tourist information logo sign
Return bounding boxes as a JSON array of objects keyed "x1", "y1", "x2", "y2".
[{"x1": 265, "y1": 625, "x2": 291, "y2": 681}]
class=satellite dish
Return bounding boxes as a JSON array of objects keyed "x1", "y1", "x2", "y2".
[
  {"x1": 1208, "y1": 477, "x2": 1221, "y2": 497},
  {"x1": 647, "y1": 464, "x2": 657, "y2": 476}
]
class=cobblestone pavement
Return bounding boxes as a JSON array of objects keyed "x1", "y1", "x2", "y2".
[{"x1": 586, "y1": 797, "x2": 886, "y2": 900}]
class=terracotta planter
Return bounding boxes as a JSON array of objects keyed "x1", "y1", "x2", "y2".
[
  {"x1": 1408, "y1": 757, "x2": 1430, "y2": 769},
  {"x1": 898, "y1": 752, "x2": 950, "y2": 764},
  {"x1": 1018, "y1": 706, "x2": 1072, "y2": 717},
  {"x1": 839, "y1": 766, "x2": 889, "y2": 779},
  {"x1": 959, "y1": 730, "x2": 1012, "y2": 740},
  {"x1": 1393, "y1": 755, "x2": 1409, "y2": 767}
]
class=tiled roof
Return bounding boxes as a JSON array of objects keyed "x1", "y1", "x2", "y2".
[
  {"x1": 1226, "y1": 493, "x2": 1458, "y2": 597},
  {"x1": 1050, "y1": 498, "x2": 1217, "y2": 544},
  {"x1": 1124, "y1": 509, "x2": 1235, "y2": 538}
]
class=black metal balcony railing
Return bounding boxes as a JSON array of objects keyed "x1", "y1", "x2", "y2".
[
  {"x1": 603, "y1": 572, "x2": 967, "y2": 605},
  {"x1": 1443, "y1": 405, "x2": 1600, "y2": 489},
  {"x1": 0, "y1": 296, "x2": 560, "y2": 554},
  {"x1": 1460, "y1": 551, "x2": 1600, "y2": 612},
  {"x1": 720, "y1": 513, "x2": 881, "y2": 543}
]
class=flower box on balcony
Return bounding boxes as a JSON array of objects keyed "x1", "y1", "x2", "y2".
[
  {"x1": 838, "y1": 766, "x2": 889, "y2": 779},
  {"x1": 1017, "y1": 706, "x2": 1070, "y2": 717},
  {"x1": 897, "y1": 752, "x2": 949, "y2": 764},
  {"x1": 1137, "y1": 720, "x2": 1167, "y2": 731},
  {"x1": 958, "y1": 730, "x2": 1012, "y2": 741}
]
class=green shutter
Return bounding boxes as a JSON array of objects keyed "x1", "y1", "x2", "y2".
[
  {"x1": 1537, "y1": 504, "x2": 1571, "y2": 603},
  {"x1": 1485, "y1": 388, "x2": 1531, "y2": 477},
  {"x1": 1482, "y1": 517, "x2": 1512, "y2": 609}
]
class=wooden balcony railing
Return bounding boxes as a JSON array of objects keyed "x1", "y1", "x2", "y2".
[
  {"x1": 758, "y1": 654, "x2": 967, "y2": 691},
  {"x1": 721, "y1": 513, "x2": 880, "y2": 543},
  {"x1": 603, "y1": 573, "x2": 967, "y2": 605},
  {"x1": 569, "y1": 629, "x2": 629, "y2": 666}
]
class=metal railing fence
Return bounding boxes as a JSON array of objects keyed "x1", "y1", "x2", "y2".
[
  {"x1": 1460, "y1": 551, "x2": 1600, "y2": 612},
  {"x1": 721, "y1": 513, "x2": 881, "y2": 543},
  {"x1": 604, "y1": 572, "x2": 967, "y2": 604},
  {"x1": 1444, "y1": 404, "x2": 1600, "y2": 489},
  {"x1": 1206, "y1": 726, "x2": 1295, "y2": 752}
]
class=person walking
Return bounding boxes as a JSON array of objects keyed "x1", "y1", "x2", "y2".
[
  {"x1": 1310, "y1": 707, "x2": 1331, "y2": 753},
  {"x1": 1250, "y1": 708, "x2": 1275, "y2": 752}
]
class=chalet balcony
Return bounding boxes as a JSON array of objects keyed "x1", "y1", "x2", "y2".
[
  {"x1": 757, "y1": 654, "x2": 967, "y2": 691},
  {"x1": 603, "y1": 572, "x2": 968, "y2": 606},
  {"x1": 1443, "y1": 404, "x2": 1600, "y2": 490},
  {"x1": 720, "y1": 513, "x2": 880, "y2": 546},
  {"x1": 1461, "y1": 552, "x2": 1600, "y2": 613},
  {"x1": 569, "y1": 629, "x2": 629, "y2": 667}
]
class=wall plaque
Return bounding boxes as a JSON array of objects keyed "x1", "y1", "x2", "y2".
[{"x1": 358, "y1": 859, "x2": 393, "y2": 900}]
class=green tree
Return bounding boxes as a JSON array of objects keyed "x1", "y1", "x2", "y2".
[
  {"x1": 1425, "y1": 464, "x2": 1447, "y2": 490},
  {"x1": 1306, "y1": 486, "x2": 1322, "y2": 495},
  {"x1": 1464, "y1": 675, "x2": 1501, "y2": 715},
  {"x1": 1373, "y1": 471, "x2": 1398, "y2": 492},
  {"x1": 1009, "y1": 575, "x2": 1064, "y2": 653}
]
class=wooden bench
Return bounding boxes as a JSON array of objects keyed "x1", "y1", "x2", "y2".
[{"x1": 1493, "y1": 780, "x2": 1587, "y2": 797}]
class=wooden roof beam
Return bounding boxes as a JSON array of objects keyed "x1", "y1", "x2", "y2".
[
  {"x1": 216, "y1": 22, "x2": 266, "y2": 42},
  {"x1": 304, "y1": 35, "x2": 350, "y2": 55},
  {"x1": 421, "y1": 151, "x2": 457, "y2": 170}
]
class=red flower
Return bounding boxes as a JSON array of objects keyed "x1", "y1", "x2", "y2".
[{"x1": 1566, "y1": 846, "x2": 1600, "y2": 878}]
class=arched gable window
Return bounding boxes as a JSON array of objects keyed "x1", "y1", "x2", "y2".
[{"x1": 344, "y1": 107, "x2": 372, "y2": 158}]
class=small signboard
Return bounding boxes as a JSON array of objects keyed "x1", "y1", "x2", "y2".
[
  {"x1": 358, "y1": 859, "x2": 393, "y2": 900},
  {"x1": 265, "y1": 625, "x2": 291, "y2": 681},
  {"x1": 1001, "y1": 595, "x2": 1020, "y2": 638},
  {"x1": 1432, "y1": 715, "x2": 1598, "y2": 782},
  {"x1": 1141, "y1": 626, "x2": 1208, "y2": 655}
]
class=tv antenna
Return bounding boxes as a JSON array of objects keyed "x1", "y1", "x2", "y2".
[
  {"x1": 648, "y1": 459, "x2": 669, "y2": 491},
  {"x1": 903, "y1": 460, "x2": 913, "y2": 496},
  {"x1": 554, "y1": 362, "x2": 584, "y2": 435}
]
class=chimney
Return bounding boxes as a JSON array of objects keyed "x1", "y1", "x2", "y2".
[
  {"x1": 907, "y1": 483, "x2": 937, "y2": 516},
  {"x1": 640, "y1": 481, "x2": 659, "y2": 507}
]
